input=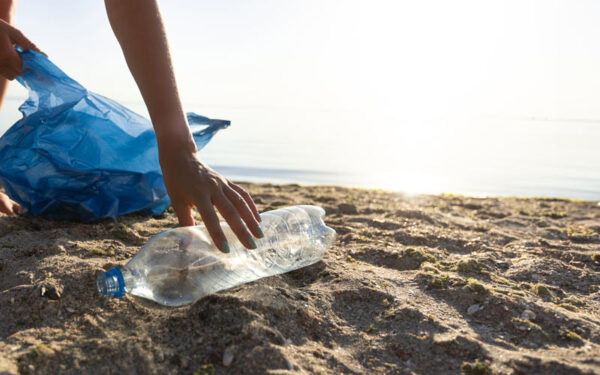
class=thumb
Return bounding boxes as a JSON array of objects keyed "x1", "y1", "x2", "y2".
[
  {"x1": 8, "y1": 29, "x2": 41, "y2": 53},
  {"x1": 172, "y1": 201, "x2": 195, "y2": 227}
]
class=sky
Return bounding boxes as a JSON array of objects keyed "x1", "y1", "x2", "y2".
[
  {"x1": 8, "y1": 0, "x2": 600, "y2": 121},
  {"x1": 2, "y1": 0, "x2": 599, "y2": 199}
]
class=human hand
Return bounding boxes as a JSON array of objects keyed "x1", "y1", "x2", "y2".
[
  {"x1": 159, "y1": 148, "x2": 263, "y2": 253},
  {"x1": 0, "y1": 19, "x2": 41, "y2": 80},
  {"x1": 0, "y1": 191, "x2": 19, "y2": 216},
  {"x1": 105, "y1": 0, "x2": 261, "y2": 252}
]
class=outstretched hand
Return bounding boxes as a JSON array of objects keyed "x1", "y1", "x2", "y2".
[
  {"x1": 0, "y1": 19, "x2": 41, "y2": 80},
  {"x1": 159, "y1": 148, "x2": 263, "y2": 253},
  {"x1": 104, "y1": 0, "x2": 262, "y2": 252}
]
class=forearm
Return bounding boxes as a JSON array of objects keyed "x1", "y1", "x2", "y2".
[
  {"x1": 106, "y1": 1, "x2": 260, "y2": 245},
  {"x1": 0, "y1": 0, "x2": 17, "y2": 24},
  {"x1": 104, "y1": 0, "x2": 195, "y2": 154}
]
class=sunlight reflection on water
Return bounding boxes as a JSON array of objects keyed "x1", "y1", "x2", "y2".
[{"x1": 0, "y1": 98, "x2": 598, "y2": 201}]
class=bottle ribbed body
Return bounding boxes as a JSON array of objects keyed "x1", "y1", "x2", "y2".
[{"x1": 99, "y1": 205, "x2": 336, "y2": 306}]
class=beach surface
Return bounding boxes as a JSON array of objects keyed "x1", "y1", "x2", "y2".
[{"x1": 0, "y1": 183, "x2": 599, "y2": 374}]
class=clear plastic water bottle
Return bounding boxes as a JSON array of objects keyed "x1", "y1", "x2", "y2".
[{"x1": 97, "y1": 205, "x2": 336, "y2": 306}]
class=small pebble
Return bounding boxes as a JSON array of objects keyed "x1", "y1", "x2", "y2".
[
  {"x1": 467, "y1": 304, "x2": 480, "y2": 315},
  {"x1": 521, "y1": 309, "x2": 536, "y2": 321},
  {"x1": 223, "y1": 346, "x2": 235, "y2": 367},
  {"x1": 223, "y1": 352, "x2": 234, "y2": 367}
]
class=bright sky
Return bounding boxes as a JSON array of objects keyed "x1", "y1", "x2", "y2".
[
  {"x1": 8, "y1": 0, "x2": 600, "y2": 121},
  {"x1": 2, "y1": 1, "x2": 599, "y2": 198}
]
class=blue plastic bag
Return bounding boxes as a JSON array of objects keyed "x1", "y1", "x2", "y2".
[{"x1": 0, "y1": 48, "x2": 229, "y2": 221}]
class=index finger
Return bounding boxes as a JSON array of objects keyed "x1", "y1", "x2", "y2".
[
  {"x1": 9, "y1": 29, "x2": 41, "y2": 53},
  {"x1": 196, "y1": 198, "x2": 229, "y2": 253}
]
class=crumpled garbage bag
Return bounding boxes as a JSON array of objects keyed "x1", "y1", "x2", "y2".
[{"x1": 0, "y1": 48, "x2": 229, "y2": 221}]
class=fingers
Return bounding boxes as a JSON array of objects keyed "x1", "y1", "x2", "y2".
[
  {"x1": 212, "y1": 190, "x2": 257, "y2": 250},
  {"x1": 0, "y1": 59, "x2": 19, "y2": 80},
  {"x1": 0, "y1": 196, "x2": 17, "y2": 216},
  {"x1": 196, "y1": 198, "x2": 229, "y2": 253},
  {"x1": 229, "y1": 182, "x2": 261, "y2": 222},
  {"x1": 9, "y1": 29, "x2": 41, "y2": 53},
  {"x1": 0, "y1": 199, "x2": 11, "y2": 215},
  {"x1": 172, "y1": 200, "x2": 195, "y2": 227},
  {"x1": 223, "y1": 185, "x2": 262, "y2": 238},
  {"x1": 0, "y1": 22, "x2": 44, "y2": 80}
]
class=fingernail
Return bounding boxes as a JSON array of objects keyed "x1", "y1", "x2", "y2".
[
  {"x1": 248, "y1": 236, "x2": 257, "y2": 249},
  {"x1": 221, "y1": 241, "x2": 230, "y2": 253},
  {"x1": 256, "y1": 225, "x2": 264, "y2": 238},
  {"x1": 257, "y1": 214, "x2": 262, "y2": 222}
]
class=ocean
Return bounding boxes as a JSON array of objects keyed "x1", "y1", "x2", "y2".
[{"x1": 1, "y1": 98, "x2": 598, "y2": 201}]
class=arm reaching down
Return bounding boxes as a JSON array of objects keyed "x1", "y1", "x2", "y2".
[{"x1": 104, "y1": 0, "x2": 262, "y2": 252}]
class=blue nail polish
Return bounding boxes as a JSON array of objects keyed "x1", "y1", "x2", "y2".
[
  {"x1": 221, "y1": 241, "x2": 230, "y2": 253},
  {"x1": 248, "y1": 237, "x2": 257, "y2": 249},
  {"x1": 256, "y1": 226, "x2": 264, "y2": 238}
]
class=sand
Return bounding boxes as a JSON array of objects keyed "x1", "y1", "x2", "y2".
[{"x1": 0, "y1": 183, "x2": 599, "y2": 374}]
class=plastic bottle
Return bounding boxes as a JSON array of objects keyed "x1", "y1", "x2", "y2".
[{"x1": 97, "y1": 205, "x2": 336, "y2": 306}]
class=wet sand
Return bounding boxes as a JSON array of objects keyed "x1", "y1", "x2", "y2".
[{"x1": 0, "y1": 183, "x2": 599, "y2": 374}]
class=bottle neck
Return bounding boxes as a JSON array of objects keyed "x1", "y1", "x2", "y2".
[{"x1": 97, "y1": 267, "x2": 126, "y2": 298}]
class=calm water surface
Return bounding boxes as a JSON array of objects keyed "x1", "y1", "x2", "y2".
[{"x1": 1, "y1": 98, "x2": 598, "y2": 201}]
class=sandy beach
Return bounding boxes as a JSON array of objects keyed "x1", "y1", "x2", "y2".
[{"x1": 0, "y1": 183, "x2": 599, "y2": 374}]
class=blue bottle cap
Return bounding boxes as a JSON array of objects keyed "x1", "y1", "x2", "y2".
[{"x1": 97, "y1": 267, "x2": 125, "y2": 298}]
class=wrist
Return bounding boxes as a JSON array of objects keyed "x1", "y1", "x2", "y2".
[
  {"x1": 152, "y1": 115, "x2": 197, "y2": 156},
  {"x1": 157, "y1": 133, "x2": 197, "y2": 159}
]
